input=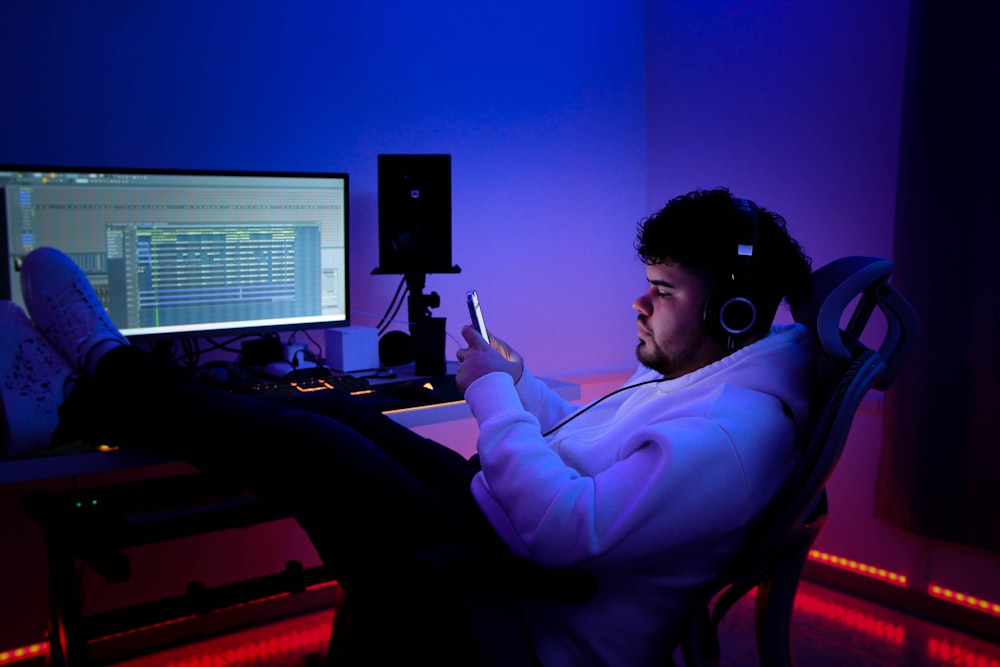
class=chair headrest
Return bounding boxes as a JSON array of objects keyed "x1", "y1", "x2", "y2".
[{"x1": 791, "y1": 256, "x2": 918, "y2": 389}]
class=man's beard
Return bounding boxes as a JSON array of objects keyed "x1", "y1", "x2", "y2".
[{"x1": 635, "y1": 337, "x2": 702, "y2": 379}]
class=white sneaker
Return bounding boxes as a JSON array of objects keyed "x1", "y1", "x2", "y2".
[
  {"x1": 0, "y1": 301, "x2": 77, "y2": 458},
  {"x1": 19, "y1": 247, "x2": 128, "y2": 376}
]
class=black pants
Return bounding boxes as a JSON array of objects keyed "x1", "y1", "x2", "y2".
[{"x1": 55, "y1": 345, "x2": 508, "y2": 663}]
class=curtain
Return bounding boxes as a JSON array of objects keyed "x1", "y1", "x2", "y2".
[{"x1": 874, "y1": 0, "x2": 1000, "y2": 553}]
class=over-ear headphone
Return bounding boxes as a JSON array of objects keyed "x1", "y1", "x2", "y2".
[{"x1": 703, "y1": 196, "x2": 761, "y2": 348}]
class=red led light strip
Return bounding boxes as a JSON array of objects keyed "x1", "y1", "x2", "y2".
[
  {"x1": 161, "y1": 621, "x2": 332, "y2": 667},
  {"x1": 92, "y1": 593, "x2": 291, "y2": 644},
  {"x1": 0, "y1": 621, "x2": 333, "y2": 666},
  {"x1": 928, "y1": 637, "x2": 1000, "y2": 666},
  {"x1": 5, "y1": 565, "x2": 1000, "y2": 664},
  {"x1": 0, "y1": 644, "x2": 47, "y2": 665},
  {"x1": 929, "y1": 584, "x2": 1000, "y2": 618},
  {"x1": 794, "y1": 589, "x2": 905, "y2": 645},
  {"x1": 810, "y1": 549, "x2": 1000, "y2": 620},
  {"x1": 0, "y1": 582, "x2": 341, "y2": 665},
  {"x1": 809, "y1": 548, "x2": 908, "y2": 586}
]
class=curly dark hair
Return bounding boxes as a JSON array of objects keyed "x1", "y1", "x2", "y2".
[{"x1": 635, "y1": 187, "x2": 812, "y2": 338}]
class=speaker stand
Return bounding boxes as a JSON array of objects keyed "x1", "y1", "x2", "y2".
[{"x1": 405, "y1": 273, "x2": 447, "y2": 375}]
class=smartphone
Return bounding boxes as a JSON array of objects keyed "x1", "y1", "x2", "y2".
[{"x1": 466, "y1": 289, "x2": 490, "y2": 345}]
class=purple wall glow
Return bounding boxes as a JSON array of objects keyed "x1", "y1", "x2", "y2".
[
  {"x1": 647, "y1": 0, "x2": 909, "y2": 279},
  {"x1": 0, "y1": 1, "x2": 648, "y2": 378},
  {"x1": 0, "y1": 1, "x2": 912, "y2": 375}
]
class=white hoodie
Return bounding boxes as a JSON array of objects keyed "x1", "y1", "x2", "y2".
[{"x1": 464, "y1": 323, "x2": 815, "y2": 666}]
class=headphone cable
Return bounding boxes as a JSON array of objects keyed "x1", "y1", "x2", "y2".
[{"x1": 542, "y1": 378, "x2": 663, "y2": 437}]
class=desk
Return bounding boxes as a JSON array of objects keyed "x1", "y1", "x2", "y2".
[{"x1": 0, "y1": 370, "x2": 581, "y2": 486}]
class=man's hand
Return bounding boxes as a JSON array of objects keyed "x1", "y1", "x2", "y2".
[{"x1": 455, "y1": 325, "x2": 524, "y2": 394}]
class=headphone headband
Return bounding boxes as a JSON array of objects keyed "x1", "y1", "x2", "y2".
[
  {"x1": 732, "y1": 198, "x2": 760, "y2": 259},
  {"x1": 704, "y1": 197, "x2": 761, "y2": 348}
]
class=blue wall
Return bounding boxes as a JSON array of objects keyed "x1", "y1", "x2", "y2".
[
  {"x1": 0, "y1": 1, "x2": 648, "y2": 377},
  {"x1": 0, "y1": 1, "x2": 911, "y2": 376}
]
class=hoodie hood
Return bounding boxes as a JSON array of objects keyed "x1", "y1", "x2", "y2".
[{"x1": 636, "y1": 322, "x2": 814, "y2": 436}]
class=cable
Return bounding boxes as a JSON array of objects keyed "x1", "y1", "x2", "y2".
[
  {"x1": 542, "y1": 378, "x2": 663, "y2": 437},
  {"x1": 287, "y1": 328, "x2": 325, "y2": 368},
  {"x1": 377, "y1": 276, "x2": 407, "y2": 331},
  {"x1": 379, "y1": 287, "x2": 410, "y2": 335}
]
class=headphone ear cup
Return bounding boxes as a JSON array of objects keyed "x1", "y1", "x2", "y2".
[
  {"x1": 717, "y1": 292, "x2": 757, "y2": 337},
  {"x1": 704, "y1": 282, "x2": 758, "y2": 342}
]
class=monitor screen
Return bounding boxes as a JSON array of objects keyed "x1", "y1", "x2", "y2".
[{"x1": 0, "y1": 166, "x2": 349, "y2": 343}]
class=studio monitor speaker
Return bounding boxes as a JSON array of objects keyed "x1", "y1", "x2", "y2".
[{"x1": 376, "y1": 154, "x2": 455, "y2": 275}]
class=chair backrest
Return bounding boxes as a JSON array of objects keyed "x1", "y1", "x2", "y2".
[
  {"x1": 760, "y1": 256, "x2": 917, "y2": 547},
  {"x1": 675, "y1": 256, "x2": 919, "y2": 666}
]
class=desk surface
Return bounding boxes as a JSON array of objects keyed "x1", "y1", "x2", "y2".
[{"x1": 0, "y1": 372, "x2": 580, "y2": 486}]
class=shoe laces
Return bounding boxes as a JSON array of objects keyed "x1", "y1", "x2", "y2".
[{"x1": 42, "y1": 272, "x2": 115, "y2": 355}]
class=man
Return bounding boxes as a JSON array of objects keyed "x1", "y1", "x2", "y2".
[{"x1": 1, "y1": 187, "x2": 814, "y2": 665}]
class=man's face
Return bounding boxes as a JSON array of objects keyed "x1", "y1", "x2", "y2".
[{"x1": 632, "y1": 262, "x2": 728, "y2": 379}]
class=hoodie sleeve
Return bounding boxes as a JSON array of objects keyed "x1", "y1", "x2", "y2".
[
  {"x1": 509, "y1": 367, "x2": 578, "y2": 431},
  {"x1": 465, "y1": 373, "x2": 799, "y2": 570}
]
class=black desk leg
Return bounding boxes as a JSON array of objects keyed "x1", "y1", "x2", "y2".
[{"x1": 45, "y1": 532, "x2": 88, "y2": 666}]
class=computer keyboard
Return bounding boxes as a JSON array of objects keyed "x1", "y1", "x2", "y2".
[
  {"x1": 192, "y1": 363, "x2": 465, "y2": 407},
  {"x1": 248, "y1": 373, "x2": 371, "y2": 395},
  {"x1": 193, "y1": 362, "x2": 373, "y2": 395}
]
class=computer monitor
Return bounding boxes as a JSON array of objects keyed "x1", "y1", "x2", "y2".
[{"x1": 0, "y1": 166, "x2": 350, "y2": 343}]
